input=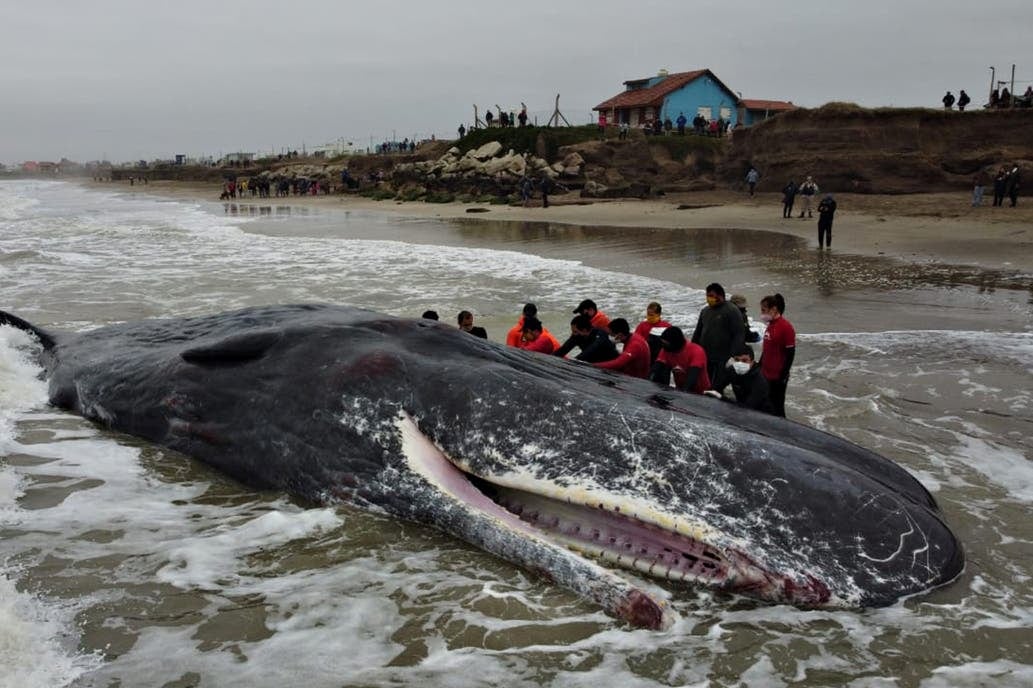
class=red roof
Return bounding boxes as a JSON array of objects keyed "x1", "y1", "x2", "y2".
[
  {"x1": 740, "y1": 99, "x2": 796, "y2": 111},
  {"x1": 594, "y1": 70, "x2": 709, "y2": 111}
]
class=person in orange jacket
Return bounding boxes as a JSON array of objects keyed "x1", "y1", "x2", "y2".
[
  {"x1": 573, "y1": 299, "x2": 611, "y2": 333},
  {"x1": 506, "y1": 303, "x2": 560, "y2": 350},
  {"x1": 593, "y1": 318, "x2": 650, "y2": 378},
  {"x1": 516, "y1": 317, "x2": 556, "y2": 355}
]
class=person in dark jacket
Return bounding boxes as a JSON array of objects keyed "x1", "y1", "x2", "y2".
[
  {"x1": 1006, "y1": 166, "x2": 1021, "y2": 207},
  {"x1": 457, "y1": 310, "x2": 488, "y2": 339},
  {"x1": 691, "y1": 283, "x2": 745, "y2": 392},
  {"x1": 992, "y1": 167, "x2": 1008, "y2": 206},
  {"x1": 727, "y1": 347, "x2": 773, "y2": 414},
  {"x1": 957, "y1": 90, "x2": 971, "y2": 111},
  {"x1": 781, "y1": 180, "x2": 797, "y2": 219},
  {"x1": 554, "y1": 315, "x2": 618, "y2": 363},
  {"x1": 817, "y1": 194, "x2": 837, "y2": 249}
]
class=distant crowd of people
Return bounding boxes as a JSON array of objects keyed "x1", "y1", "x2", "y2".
[
  {"x1": 943, "y1": 86, "x2": 1033, "y2": 110},
  {"x1": 457, "y1": 107, "x2": 531, "y2": 138},
  {"x1": 596, "y1": 111, "x2": 733, "y2": 139},
  {"x1": 422, "y1": 284, "x2": 797, "y2": 418}
]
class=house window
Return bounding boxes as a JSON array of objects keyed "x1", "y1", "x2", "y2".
[
  {"x1": 719, "y1": 107, "x2": 732, "y2": 121},
  {"x1": 697, "y1": 106, "x2": 712, "y2": 121}
]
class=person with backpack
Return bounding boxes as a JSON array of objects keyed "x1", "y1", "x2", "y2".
[{"x1": 957, "y1": 90, "x2": 971, "y2": 111}]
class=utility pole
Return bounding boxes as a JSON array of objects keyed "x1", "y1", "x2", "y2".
[{"x1": 989, "y1": 66, "x2": 996, "y2": 103}]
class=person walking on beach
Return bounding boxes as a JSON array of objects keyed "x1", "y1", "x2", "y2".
[
  {"x1": 798, "y1": 176, "x2": 819, "y2": 218},
  {"x1": 817, "y1": 194, "x2": 837, "y2": 249},
  {"x1": 781, "y1": 180, "x2": 798, "y2": 218},
  {"x1": 745, "y1": 167, "x2": 760, "y2": 196}
]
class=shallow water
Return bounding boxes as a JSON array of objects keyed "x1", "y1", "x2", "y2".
[{"x1": 1, "y1": 181, "x2": 1032, "y2": 687}]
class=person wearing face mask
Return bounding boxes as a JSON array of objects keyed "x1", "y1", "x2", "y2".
[
  {"x1": 759, "y1": 293, "x2": 796, "y2": 417},
  {"x1": 593, "y1": 318, "x2": 651, "y2": 378},
  {"x1": 728, "y1": 347, "x2": 773, "y2": 414},
  {"x1": 650, "y1": 326, "x2": 710, "y2": 394},
  {"x1": 633, "y1": 301, "x2": 672, "y2": 363},
  {"x1": 691, "y1": 283, "x2": 746, "y2": 393}
]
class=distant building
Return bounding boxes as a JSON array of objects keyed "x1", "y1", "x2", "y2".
[
  {"x1": 221, "y1": 152, "x2": 255, "y2": 165},
  {"x1": 594, "y1": 68, "x2": 741, "y2": 127},
  {"x1": 311, "y1": 139, "x2": 360, "y2": 158},
  {"x1": 594, "y1": 68, "x2": 795, "y2": 128},
  {"x1": 739, "y1": 99, "x2": 797, "y2": 126}
]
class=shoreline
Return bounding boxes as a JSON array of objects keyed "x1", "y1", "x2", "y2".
[{"x1": 83, "y1": 179, "x2": 1033, "y2": 275}]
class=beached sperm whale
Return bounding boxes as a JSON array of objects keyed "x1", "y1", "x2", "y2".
[{"x1": 0, "y1": 305, "x2": 963, "y2": 629}]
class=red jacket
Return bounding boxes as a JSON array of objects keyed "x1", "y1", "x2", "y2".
[
  {"x1": 518, "y1": 335, "x2": 556, "y2": 355},
  {"x1": 594, "y1": 333, "x2": 651, "y2": 378},
  {"x1": 634, "y1": 319, "x2": 671, "y2": 340}
]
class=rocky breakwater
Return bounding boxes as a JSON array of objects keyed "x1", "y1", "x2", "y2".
[{"x1": 386, "y1": 141, "x2": 587, "y2": 202}]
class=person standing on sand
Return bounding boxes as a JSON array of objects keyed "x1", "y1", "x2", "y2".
[
  {"x1": 798, "y1": 176, "x2": 819, "y2": 218},
  {"x1": 745, "y1": 167, "x2": 760, "y2": 196},
  {"x1": 817, "y1": 194, "x2": 837, "y2": 249},
  {"x1": 992, "y1": 167, "x2": 1008, "y2": 207},
  {"x1": 972, "y1": 169, "x2": 987, "y2": 207},
  {"x1": 782, "y1": 180, "x2": 798, "y2": 218},
  {"x1": 1006, "y1": 166, "x2": 1021, "y2": 207},
  {"x1": 538, "y1": 175, "x2": 552, "y2": 208}
]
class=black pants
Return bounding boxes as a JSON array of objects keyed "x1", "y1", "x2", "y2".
[
  {"x1": 818, "y1": 222, "x2": 833, "y2": 247},
  {"x1": 748, "y1": 182, "x2": 756, "y2": 196},
  {"x1": 783, "y1": 201, "x2": 794, "y2": 218},
  {"x1": 1009, "y1": 190, "x2": 1018, "y2": 207},
  {"x1": 767, "y1": 378, "x2": 787, "y2": 417},
  {"x1": 993, "y1": 191, "x2": 1005, "y2": 206},
  {"x1": 542, "y1": 192, "x2": 549, "y2": 208}
]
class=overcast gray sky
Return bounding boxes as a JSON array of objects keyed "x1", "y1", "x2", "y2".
[{"x1": 2, "y1": 0, "x2": 1030, "y2": 163}]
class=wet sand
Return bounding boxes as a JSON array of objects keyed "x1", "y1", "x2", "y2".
[{"x1": 92, "y1": 179, "x2": 1033, "y2": 274}]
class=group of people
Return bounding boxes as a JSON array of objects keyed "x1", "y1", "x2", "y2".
[
  {"x1": 973, "y1": 166, "x2": 1022, "y2": 207},
  {"x1": 519, "y1": 174, "x2": 554, "y2": 207},
  {"x1": 944, "y1": 86, "x2": 1033, "y2": 110},
  {"x1": 456, "y1": 285, "x2": 798, "y2": 417}
]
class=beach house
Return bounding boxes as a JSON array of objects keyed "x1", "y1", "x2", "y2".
[
  {"x1": 594, "y1": 69, "x2": 741, "y2": 128},
  {"x1": 594, "y1": 68, "x2": 794, "y2": 128},
  {"x1": 739, "y1": 99, "x2": 797, "y2": 126}
]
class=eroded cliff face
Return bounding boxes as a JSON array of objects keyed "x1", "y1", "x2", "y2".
[{"x1": 720, "y1": 105, "x2": 1033, "y2": 194}]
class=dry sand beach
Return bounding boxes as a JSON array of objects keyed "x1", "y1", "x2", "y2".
[{"x1": 101, "y1": 180, "x2": 1033, "y2": 274}]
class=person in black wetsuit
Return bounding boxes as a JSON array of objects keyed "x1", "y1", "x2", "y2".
[{"x1": 554, "y1": 314, "x2": 618, "y2": 363}]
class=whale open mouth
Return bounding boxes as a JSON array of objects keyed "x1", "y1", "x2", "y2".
[{"x1": 397, "y1": 413, "x2": 831, "y2": 622}]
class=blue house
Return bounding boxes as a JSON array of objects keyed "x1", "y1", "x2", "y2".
[{"x1": 594, "y1": 68, "x2": 794, "y2": 129}]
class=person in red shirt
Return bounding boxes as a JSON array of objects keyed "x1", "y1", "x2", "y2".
[
  {"x1": 633, "y1": 301, "x2": 672, "y2": 363},
  {"x1": 759, "y1": 293, "x2": 796, "y2": 417},
  {"x1": 517, "y1": 316, "x2": 556, "y2": 355},
  {"x1": 594, "y1": 318, "x2": 650, "y2": 378},
  {"x1": 650, "y1": 326, "x2": 710, "y2": 394},
  {"x1": 573, "y1": 299, "x2": 611, "y2": 333}
]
